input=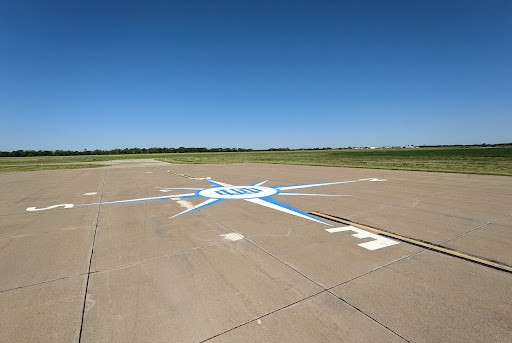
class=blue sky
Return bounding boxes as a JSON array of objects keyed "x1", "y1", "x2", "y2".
[{"x1": 1, "y1": 0, "x2": 511, "y2": 150}]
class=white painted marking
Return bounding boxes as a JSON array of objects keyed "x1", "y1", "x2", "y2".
[
  {"x1": 170, "y1": 198, "x2": 220, "y2": 218},
  {"x1": 220, "y1": 233, "x2": 244, "y2": 241},
  {"x1": 176, "y1": 200, "x2": 194, "y2": 209},
  {"x1": 26, "y1": 204, "x2": 75, "y2": 212},
  {"x1": 84, "y1": 293, "x2": 96, "y2": 316},
  {"x1": 83, "y1": 192, "x2": 97, "y2": 196},
  {"x1": 325, "y1": 226, "x2": 354, "y2": 233},
  {"x1": 257, "y1": 319, "x2": 262, "y2": 324},
  {"x1": 145, "y1": 172, "x2": 153, "y2": 174},
  {"x1": 326, "y1": 226, "x2": 399, "y2": 250}
]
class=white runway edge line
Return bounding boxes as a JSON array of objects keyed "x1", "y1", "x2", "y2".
[{"x1": 326, "y1": 226, "x2": 399, "y2": 251}]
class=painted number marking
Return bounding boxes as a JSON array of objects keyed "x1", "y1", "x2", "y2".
[
  {"x1": 326, "y1": 226, "x2": 399, "y2": 250},
  {"x1": 215, "y1": 187, "x2": 261, "y2": 196},
  {"x1": 26, "y1": 204, "x2": 75, "y2": 212}
]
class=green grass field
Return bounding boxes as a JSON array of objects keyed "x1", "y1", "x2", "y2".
[
  {"x1": 158, "y1": 147, "x2": 512, "y2": 176},
  {"x1": 1, "y1": 147, "x2": 511, "y2": 176},
  {"x1": 0, "y1": 163, "x2": 106, "y2": 172}
]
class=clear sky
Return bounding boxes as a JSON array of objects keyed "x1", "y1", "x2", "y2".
[{"x1": 1, "y1": 0, "x2": 511, "y2": 150}]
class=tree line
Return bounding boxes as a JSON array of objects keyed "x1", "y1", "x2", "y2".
[
  {"x1": 1, "y1": 143, "x2": 509, "y2": 157},
  {"x1": 0, "y1": 147, "x2": 255, "y2": 157}
]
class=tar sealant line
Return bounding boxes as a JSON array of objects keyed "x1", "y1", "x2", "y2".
[{"x1": 312, "y1": 211, "x2": 512, "y2": 274}]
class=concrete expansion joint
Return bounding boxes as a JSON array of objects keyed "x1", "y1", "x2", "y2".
[
  {"x1": 440, "y1": 214, "x2": 511, "y2": 245},
  {"x1": 89, "y1": 241, "x2": 227, "y2": 275},
  {"x1": 77, "y1": 171, "x2": 106, "y2": 342},
  {"x1": 326, "y1": 290, "x2": 411, "y2": 343},
  {"x1": 198, "y1": 290, "x2": 327, "y2": 342},
  {"x1": 199, "y1": 212, "x2": 411, "y2": 342},
  {"x1": 0, "y1": 272, "x2": 89, "y2": 293},
  {"x1": 0, "y1": 225, "x2": 95, "y2": 241}
]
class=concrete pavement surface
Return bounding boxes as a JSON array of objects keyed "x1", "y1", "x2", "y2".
[{"x1": 0, "y1": 160, "x2": 511, "y2": 342}]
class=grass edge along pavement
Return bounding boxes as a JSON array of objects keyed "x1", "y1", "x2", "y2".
[{"x1": 0, "y1": 147, "x2": 511, "y2": 176}]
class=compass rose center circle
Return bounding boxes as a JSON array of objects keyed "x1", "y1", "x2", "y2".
[{"x1": 198, "y1": 186, "x2": 278, "y2": 200}]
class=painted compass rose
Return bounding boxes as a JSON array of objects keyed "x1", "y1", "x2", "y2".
[{"x1": 27, "y1": 177, "x2": 385, "y2": 226}]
